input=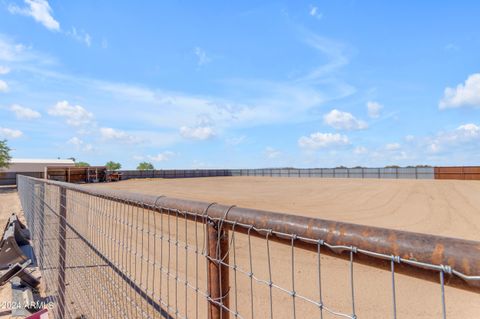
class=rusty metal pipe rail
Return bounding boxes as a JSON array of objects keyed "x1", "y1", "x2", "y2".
[{"x1": 25, "y1": 177, "x2": 480, "y2": 293}]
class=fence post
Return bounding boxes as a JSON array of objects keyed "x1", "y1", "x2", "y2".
[
  {"x1": 207, "y1": 221, "x2": 230, "y2": 319},
  {"x1": 58, "y1": 186, "x2": 67, "y2": 319},
  {"x1": 36, "y1": 183, "x2": 45, "y2": 269}
]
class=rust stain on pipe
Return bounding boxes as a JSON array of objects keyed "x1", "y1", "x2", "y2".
[{"x1": 207, "y1": 221, "x2": 230, "y2": 319}]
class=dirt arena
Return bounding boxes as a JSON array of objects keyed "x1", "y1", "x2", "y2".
[
  {"x1": 93, "y1": 176, "x2": 480, "y2": 241},
  {"x1": 87, "y1": 177, "x2": 480, "y2": 318},
  {"x1": 2, "y1": 177, "x2": 480, "y2": 318}
]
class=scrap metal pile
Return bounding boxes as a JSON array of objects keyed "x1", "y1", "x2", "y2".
[{"x1": 0, "y1": 214, "x2": 47, "y2": 318}]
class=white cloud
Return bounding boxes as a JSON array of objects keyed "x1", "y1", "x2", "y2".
[
  {"x1": 367, "y1": 101, "x2": 383, "y2": 118},
  {"x1": 323, "y1": 109, "x2": 368, "y2": 130},
  {"x1": 353, "y1": 146, "x2": 368, "y2": 155},
  {"x1": 8, "y1": 0, "x2": 60, "y2": 31},
  {"x1": 264, "y1": 147, "x2": 281, "y2": 159},
  {"x1": 0, "y1": 35, "x2": 50, "y2": 63},
  {"x1": 457, "y1": 123, "x2": 480, "y2": 137},
  {"x1": 148, "y1": 151, "x2": 175, "y2": 162},
  {"x1": 385, "y1": 143, "x2": 401, "y2": 151},
  {"x1": 0, "y1": 80, "x2": 8, "y2": 92},
  {"x1": 194, "y1": 47, "x2": 211, "y2": 66},
  {"x1": 10, "y1": 104, "x2": 41, "y2": 119},
  {"x1": 99, "y1": 127, "x2": 139, "y2": 144},
  {"x1": 298, "y1": 132, "x2": 349, "y2": 149},
  {"x1": 48, "y1": 101, "x2": 93, "y2": 126},
  {"x1": 439, "y1": 73, "x2": 480, "y2": 109},
  {"x1": 0, "y1": 66, "x2": 10, "y2": 74},
  {"x1": 0, "y1": 127, "x2": 23, "y2": 138},
  {"x1": 180, "y1": 125, "x2": 215, "y2": 140},
  {"x1": 67, "y1": 136, "x2": 94, "y2": 152},
  {"x1": 300, "y1": 32, "x2": 350, "y2": 80},
  {"x1": 405, "y1": 135, "x2": 415, "y2": 142},
  {"x1": 309, "y1": 6, "x2": 323, "y2": 19},
  {"x1": 66, "y1": 28, "x2": 91, "y2": 47},
  {"x1": 430, "y1": 123, "x2": 480, "y2": 153}
]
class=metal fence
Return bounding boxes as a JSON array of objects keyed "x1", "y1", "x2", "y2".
[
  {"x1": 117, "y1": 167, "x2": 435, "y2": 181},
  {"x1": 17, "y1": 175, "x2": 480, "y2": 319},
  {"x1": 0, "y1": 171, "x2": 44, "y2": 185}
]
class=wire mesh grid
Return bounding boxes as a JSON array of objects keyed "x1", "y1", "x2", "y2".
[{"x1": 16, "y1": 176, "x2": 479, "y2": 319}]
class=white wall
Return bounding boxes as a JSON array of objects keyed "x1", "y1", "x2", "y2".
[{"x1": 1, "y1": 160, "x2": 75, "y2": 173}]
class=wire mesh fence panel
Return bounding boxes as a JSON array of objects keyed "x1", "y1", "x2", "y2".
[{"x1": 17, "y1": 176, "x2": 479, "y2": 319}]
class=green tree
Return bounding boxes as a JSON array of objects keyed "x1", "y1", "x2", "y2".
[
  {"x1": 137, "y1": 162, "x2": 154, "y2": 170},
  {"x1": 0, "y1": 140, "x2": 11, "y2": 169},
  {"x1": 75, "y1": 161, "x2": 90, "y2": 167},
  {"x1": 105, "y1": 161, "x2": 121, "y2": 170}
]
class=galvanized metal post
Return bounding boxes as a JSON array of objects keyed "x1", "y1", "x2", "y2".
[
  {"x1": 38, "y1": 183, "x2": 45, "y2": 269},
  {"x1": 58, "y1": 186, "x2": 67, "y2": 319},
  {"x1": 207, "y1": 221, "x2": 230, "y2": 319}
]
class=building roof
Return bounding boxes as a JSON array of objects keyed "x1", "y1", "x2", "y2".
[{"x1": 9, "y1": 158, "x2": 75, "y2": 164}]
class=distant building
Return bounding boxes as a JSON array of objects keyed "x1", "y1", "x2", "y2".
[{"x1": 0, "y1": 158, "x2": 75, "y2": 173}]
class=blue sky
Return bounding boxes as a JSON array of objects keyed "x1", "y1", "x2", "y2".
[{"x1": 0, "y1": 1, "x2": 479, "y2": 169}]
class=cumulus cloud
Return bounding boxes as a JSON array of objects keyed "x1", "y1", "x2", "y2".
[
  {"x1": 8, "y1": 0, "x2": 60, "y2": 31},
  {"x1": 0, "y1": 80, "x2": 8, "y2": 92},
  {"x1": 99, "y1": 127, "x2": 139, "y2": 144},
  {"x1": 0, "y1": 66, "x2": 10, "y2": 74},
  {"x1": 148, "y1": 151, "x2": 175, "y2": 162},
  {"x1": 430, "y1": 123, "x2": 480, "y2": 153},
  {"x1": 298, "y1": 132, "x2": 349, "y2": 149},
  {"x1": 367, "y1": 101, "x2": 383, "y2": 118},
  {"x1": 10, "y1": 104, "x2": 41, "y2": 119},
  {"x1": 323, "y1": 109, "x2": 368, "y2": 130},
  {"x1": 194, "y1": 47, "x2": 211, "y2": 66},
  {"x1": 439, "y1": 73, "x2": 480, "y2": 109},
  {"x1": 0, "y1": 127, "x2": 23, "y2": 138},
  {"x1": 180, "y1": 125, "x2": 215, "y2": 140},
  {"x1": 385, "y1": 143, "x2": 401, "y2": 151},
  {"x1": 48, "y1": 101, "x2": 93, "y2": 126}
]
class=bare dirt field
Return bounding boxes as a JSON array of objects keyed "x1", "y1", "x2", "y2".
[
  {"x1": 93, "y1": 176, "x2": 480, "y2": 241},
  {"x1": 83, "y1": 176, "x2": 480, "y2": 318}
]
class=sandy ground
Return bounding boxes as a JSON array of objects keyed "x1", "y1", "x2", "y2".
[
  {"x1": 93, "y1": 177, "x2": 480, "y2": 241},
  {"x1": 2, "y1": 177, "x2": 480, "y2": 318},
  {"x1": 0, "y1": 186, "x2": 21, "y2": 319},
  {"x1": 82, "y1": 177, "x2": 480, "y2": 318}
]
